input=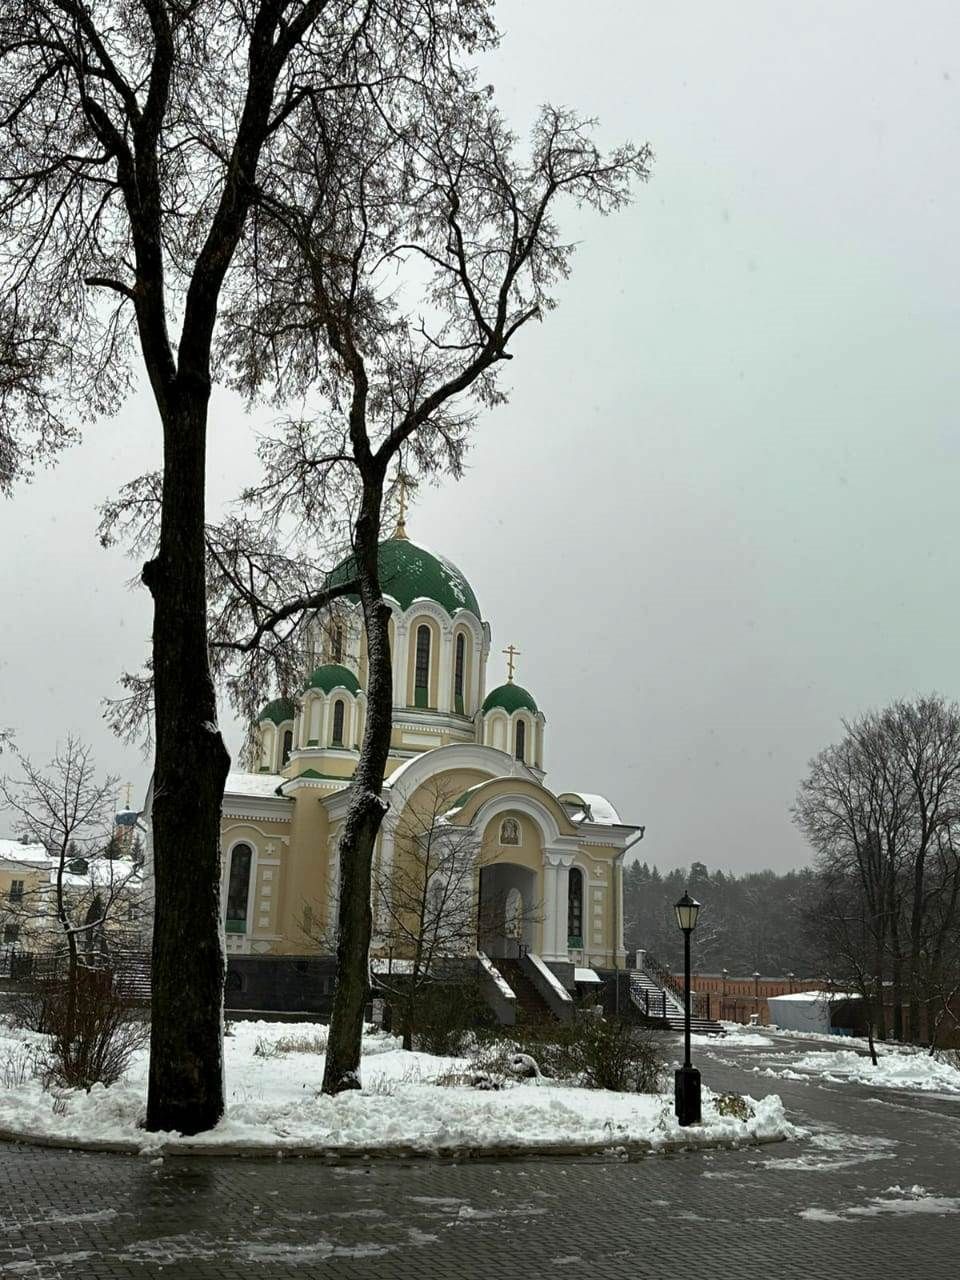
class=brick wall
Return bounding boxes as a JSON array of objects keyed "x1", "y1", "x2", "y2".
[{"x1": 676, "y1": 973, "x2": 823, "y2": 1026}]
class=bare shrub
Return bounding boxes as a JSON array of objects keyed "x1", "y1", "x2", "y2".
[
  {"x1": 410, "y1": 982, "x2": 494, "y2": 1057},
  {"x1": 0, "y1": 1043, "x2": 40, "y2": 1088},
  {"x1": 275, "y1": 1031, "x2": 329, "y2": 1055},
  {"x1": 252, "y1": 1036, "x2": 282, "y2": 1059},
  {"x1": 714, "y1": 1092, "x2": 754, "y2": 1120},
  {"x1": 6, "y1": 987, "x2": 52, "y2": 1035},
  {"x1": 510, "y1": 1017, "x2": 665, "y2": 1093},
  {"x1": 39, "y1": 969, "x2": 149, "y2": 1091}
]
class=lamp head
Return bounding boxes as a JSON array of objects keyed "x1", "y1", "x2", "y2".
[{"x1": 674, "y1": 890, "x2": 700, "y2": 933}]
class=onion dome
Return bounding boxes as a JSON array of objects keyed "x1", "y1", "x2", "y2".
[
  {"x1": 481, "y1": 683, "x2": 539, "y2": 715},
  {"x1": 303, "y1": 664, "x2": 361, "y2": 695},
  {"x1": 327, "y1": 537, "x2": 480, "y2": 618},
  {"x1": 258, "y1": 697, "x2": 297, "y2": 725}
]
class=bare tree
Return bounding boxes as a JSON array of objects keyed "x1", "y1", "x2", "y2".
[
  {"x1": 803, "y1": 866, "x2": 883, "y2": 1063},
  {"x1": 0, "y1": 738, "x2": 140, "y2": 1036},
  {"x1": 373, "y1": 778, "x2": 541, "y2": 1050},
  {"x1": 99, "y1": 55, "x2": 650, "y2": 1093},
  {"x1": 218, "y1": 95, "x2": 648, "y2": 1093},
  {"x1": 0, "y1": 0, "x2": 502, "y2": 1132},
  {"x1": 795, "y1": 695, "x2": 960, "y2": 1044}
]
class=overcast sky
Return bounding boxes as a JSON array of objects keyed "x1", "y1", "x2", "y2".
[{"x1": 1, "y1": 1, "x2": 958, "y2": 873}]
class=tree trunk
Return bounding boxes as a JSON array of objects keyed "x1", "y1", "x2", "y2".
[
  {"x1": 144, "y1": 398, "x2": 230, "y2": 1134},
  {"x1": 321, "y1": 487, "x2": 392, "y2": 1094},
  {"x1": 866, "y1": 1023, "x2": 879, "y2": 1066}
]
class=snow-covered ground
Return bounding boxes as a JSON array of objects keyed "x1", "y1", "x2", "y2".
[
  {"x1": 707, "y1": 1021, "x2": 960, "y2": 1095},
  {"x1": 757, "y1": 1046, "x2": 960, "y2": 1094},
  {"x1": 0, "y1": 1019, "x2": 801, "y2": 1157}
]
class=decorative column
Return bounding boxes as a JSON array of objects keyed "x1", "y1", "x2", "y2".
[
  {"x1": 541, "y1": 851, "x2": 573, "y2": 961},
  {"x1": 615, "y1": 856, "x2": 627, "y2": 965},
  {"x1": 392, "y1": 622, "x2": 409, "y2": 706},
  {"x1": 373, "y1": 817, "x2": 397, "y2": 940},
  {"x1": 437, "y1": 624, "x2": 454, "y2": 713},
  {"x1": 540, "y1": 855, "x2": 559, "y2": 960}
]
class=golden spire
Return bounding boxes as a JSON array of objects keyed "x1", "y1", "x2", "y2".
[
  {"x1": 502, "y1": 643, "x2": 521, "y2": 683},
  {"x1": 123, "y1": 781, "x2": 133, "y2": 809},
  {"x1": 393, "y1": 473, "x2": 410, "y2": 540}
]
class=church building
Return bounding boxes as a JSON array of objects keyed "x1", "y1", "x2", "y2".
[{"x1": 214, "y1": 512, "x2": 642, "y2": 1015}]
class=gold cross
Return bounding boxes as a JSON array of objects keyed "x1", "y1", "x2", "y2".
[
  {"x1": 502, "y1": 643, "x2": 521, "y2": 682},
  {"x1": 394, "y1": 473, "x2": 409, "y2": 540}
]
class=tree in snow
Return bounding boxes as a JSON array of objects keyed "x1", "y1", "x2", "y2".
[
  {"x1": 0, "y1": 0, "x2": 515, "y2": 1132},
  {"x1": 100, "y1": 28, "x2": 651, "y2": 1094},
  {"x1": 372, "y1": 779, "x2": 539, "y2": 1050},
  {"x1": 0, "y1": 737, "x2": 142, "y2": 1036},
  {"x1": 794, "y1": 695, "x2": 960, "y2": 1043}
]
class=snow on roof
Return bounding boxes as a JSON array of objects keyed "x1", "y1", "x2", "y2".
[
  {"x1": 223, "y1": 771, "x2": 287, "y2": 798},
  {"x1": 561, "y1": 792, "x2": 623, "y2": 825},
  {"x1": 0, "y1": 840, "x2": 52, "y2": 865},
  {"x1": 574, "y1": 967, "x2": 603, "y2": 984},
  {"x1": 767, "y1": 990, "x2": 862, "y2": 1004},
  {"x1": 370, "y1": 957, "x2": 415, "y2": 975},
  {"x1": 48, "y1": 863, "x2": 143, "y2": 891}
]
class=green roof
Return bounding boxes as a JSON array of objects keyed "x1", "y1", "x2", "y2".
[
  {"x1": 482, "y1": 682, "x2": 539, "y2": 715},
  {"x1": 304, "y1": 664, "x2": 361, "y2": 695},
  {"x1": 258, "y1": 697, "x2": 297, "y2": 725},
  {"x1": 327, "y1": 536, "x2": 480, "y2": 618}
]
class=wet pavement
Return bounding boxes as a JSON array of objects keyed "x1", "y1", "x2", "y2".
[{"x1": 1, "y1": 1032, "x2": 958, "y2": 1278}]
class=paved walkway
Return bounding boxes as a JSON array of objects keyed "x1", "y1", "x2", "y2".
[{"x1": 2, "y1": 1033, "x2": 959, "y2": 1278}]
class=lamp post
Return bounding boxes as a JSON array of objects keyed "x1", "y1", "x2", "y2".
[{"x1": 674, "y1": 889, "x2": 701, "y2": 1126}]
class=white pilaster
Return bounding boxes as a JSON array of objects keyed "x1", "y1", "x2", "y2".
[
  {"x1": 541, "y1": 851, "x2": 574, "y2": 961},
  {"x1": 393, "y1": 622, "x2": 409, "y2": 706},
  {"x1": 437, "y1": 625, "x2": 454, "y2": 713},
  {"x1": 373, "y1": 817, "x2": 397, "y2": 939}
]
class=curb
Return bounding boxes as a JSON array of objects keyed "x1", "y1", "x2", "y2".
[{"x1": 0, "y1": 1125, "x2": 790, "y2": 1161}]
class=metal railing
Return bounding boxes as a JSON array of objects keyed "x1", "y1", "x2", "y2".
[
  {"x1": 629, "y1": 982, "x2": 668, "y2": 1021},
  {"x1": 641, "y1": 950, "x2": 686, "y2": 1004}
]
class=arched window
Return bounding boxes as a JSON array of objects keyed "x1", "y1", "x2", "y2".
[
  {"x1": 515, "y1": 718, "x2": 526, "y2": 762},
  {"x1": 331, "y1": 699, "x2": 345, "y2": 746},
  {"x1": 567, "y1": 867, "x2": 583, "y2": 948},
  {"x1": 281, "y1": 728, "x2": 293, "y2": 766},
  {"x1": 454, "y1": 632, "x2": 466, "y2": 714},
  {"x1": 226, "y1": 843, "x2": 253, "y2": 934},
  {"x1": 414, "y1": 624, "x2": 431, "y2": 707},
  {"x1": 332, "y1": 624, "x2": 343, "y2": 663},
  {"x1": 500, "y1": 818, "x2": 520, "y2": 846}
]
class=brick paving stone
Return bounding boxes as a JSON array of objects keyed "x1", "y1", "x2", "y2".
[{"x1": 0, "y1": 1033, "x2": 958, "y2": 1278}]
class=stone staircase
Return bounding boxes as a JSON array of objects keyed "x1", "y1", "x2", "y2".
[
  {"x1": 496, "y1": 957, "x2": 557, "y2": 1024},
  {"x1": 629, "y1": 969, "x2": 725, "y2": 1036}
]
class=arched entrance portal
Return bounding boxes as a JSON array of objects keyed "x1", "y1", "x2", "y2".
[{"x1": 478, "y1": 862, "x2": 538, "y2": 959}]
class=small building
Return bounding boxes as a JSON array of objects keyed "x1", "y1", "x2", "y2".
[{"x1": 766, "y1": 989, "x2": 865, "y2": 1036}]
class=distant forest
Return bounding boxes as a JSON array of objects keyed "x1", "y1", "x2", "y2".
[{"x1": 623, "y1": 860, "x2": 820, "y2": 977}]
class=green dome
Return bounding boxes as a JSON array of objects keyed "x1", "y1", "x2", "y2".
[
  {"x1": 327, "y1": 536, "x2": 480, "y2": 618},
  {"x1": 259, "y1": 697, "x2": 297, "y2": 725},
  {"x1": 304, "y1": 663, "x2": 361, "y2": 695},
  {"x1": 482, "y1": 682, "x2": 539, "y2": 715}
]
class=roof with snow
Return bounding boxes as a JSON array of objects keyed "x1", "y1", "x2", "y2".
[
  {"x1": 224, "y1": 772, "x2": 288, "y2": 798},
  {"x1": 482, "y1": 682, "x2": 539, "y2": 716},
  {"x1": 557, "y1": 792, "x2": 623, "y2": 825},
  {"x1": 767, "y1": 990, "x2": 862, "y2": 1004},
  {"x1": 0, "y1": 839, "x2": 52, "y2": 865},
  {"x1": 303, "y1": 664, "x2": 361, "y2": 695},
  {"x1": 327, "y1": 535, "x2": 481, "y2": 618},
  {"x1": 258, "y1": 697, "x2": 297, "y2": 726}
]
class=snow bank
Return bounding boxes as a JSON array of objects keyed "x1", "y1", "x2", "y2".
[
  {"x1": 784, "y1": 1048, "x2": 960, "y2": 1094},
  {"x1": 0, "y1": 1019, "x2": 802, "y2": 1157}
]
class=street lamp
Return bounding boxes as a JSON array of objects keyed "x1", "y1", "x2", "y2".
[{"x1": 674, "y1": 889, "x2": 701, "y2": 1126}]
